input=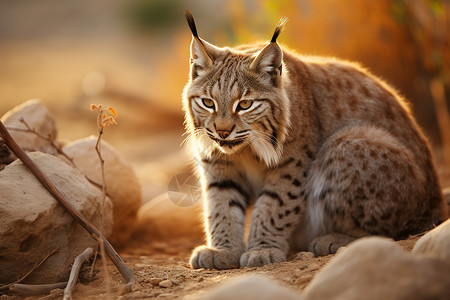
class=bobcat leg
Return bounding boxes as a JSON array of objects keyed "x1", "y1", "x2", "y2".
[
  {"x1": 305, "y1": 126, "x2": 429, "y2": 254},
  {"x1": 241, "y1": 156, "x2": 309, "y2": 267},
  {"x1": 190, "y1": 160, "x2": 249, "y2": 269}
]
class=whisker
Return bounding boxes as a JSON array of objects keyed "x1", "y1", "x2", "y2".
[
  {"x1": 235, "y1": 133, "x2": 249, "y2": 139},
  {"x1": 181, "y1": 128, "x2": 207, "y2": 146}
]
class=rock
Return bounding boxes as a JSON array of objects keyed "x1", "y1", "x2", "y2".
[
  {"x1": 412, "y1": 218, "x2": 450, "y2": 263},
  {"x1": 171, "y1": 279, "x2": 181, "y2": 285},
  {"x1": 63, "y1": 136, "x2": 141, "y2": 247},
  {"x1": 307, "y1": 263, "x2": 320, "y2": 271},
  {"x1": 186, "y1": 275, "x2": 301, "y2": 300},
  {"x1": 150, "y1": 278, "x2": 164, "y2": 286},
  {"x1": 303, "y1": 237, "x2": 450, "y2": 300},
  {"x1": 158, "y1": 293, "x2": 175, "y2": 298},
  {"x1": 159, "y1": 279, "x2": 173, "y2": 288},
  {"x1": 1, "y1": 99, "x2": 58, "y2": 156},
  {"x1": 293, "y1": 252, "x2": 314, "y2": 260},
  {"x1": 133, "y1": 192, "x2": 203, "y2": 243},
  {"x1": 0, "y1": 152, "x2": 113, "y2": 284}
]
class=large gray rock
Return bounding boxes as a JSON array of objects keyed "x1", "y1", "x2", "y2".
[
  {"x1": 412, "y1": 218, "x2": 450, "y2": 263},
  {"x1": 1, "y1": 99, "x2": 58, "y2": 156},
  {"x1": 63, "y1": 136, "x2": 141, "y2": 247},
  {"x1": 186, "y1": 275, "x2": 302, "y2": 300},
  {"x1": 303, "y1": 237, "x2": 450, "y2": 300},
  {"x1": 0, "y1": 152, "x2": 113, "y2": 284}
]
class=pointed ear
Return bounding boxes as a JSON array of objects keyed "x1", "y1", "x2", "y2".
[
  {"x1": 185, "y1": 9, "x2": 220, "y2": 79},
  {"x1": 190, "y1": 37, "x2": 220, "y2": 69},
  {"x1": 249, "y1": 17, "x2": 287, "y2": 85},
  {"x1": 249, "y1": 42, "x2": 283, "y2": 75}
]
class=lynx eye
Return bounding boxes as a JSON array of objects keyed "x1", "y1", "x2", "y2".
[
  {"x1": 202, "y1": 98, "x2": 215, "y2": 109},
  {"x1": 238, "y1": 100, "x2": 253, "y2": 110}
]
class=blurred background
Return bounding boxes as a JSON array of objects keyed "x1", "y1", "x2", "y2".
[{"x1": 0, "y1": 0, "x2": 449, "y2": 245}]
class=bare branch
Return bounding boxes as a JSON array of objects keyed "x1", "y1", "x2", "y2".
[
  {"x1": 0, "y1": 248, "x2": 59, "y2": 293},
  {"x1": 63, "y1": 247, "x2": 95, "y2": 300},
  {"x1": 7, "y1": 282, "x2": 67, "y2": 296},
  {"x1": 6, "y1": 118, "x2": 76, "y2": 166},
  {"x1": 6, "y1": 120, "x2": 112, "y2": 196},
  {"x1": 15, "y1": 248, "x2": 60, "y2": 284}
]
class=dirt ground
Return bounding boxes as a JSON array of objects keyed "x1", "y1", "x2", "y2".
[
  {"x1": 6, "y1": 235, "x2": 419, "y2": 300},
  {"x1": 9, "y1": 236, "x2": 422, "y2": 300}
]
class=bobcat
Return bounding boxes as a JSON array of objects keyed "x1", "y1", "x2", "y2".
[{"x1": 182, "y1": 11, "x2": 448, "y2": 269}]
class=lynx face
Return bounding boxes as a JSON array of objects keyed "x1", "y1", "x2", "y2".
[{"x1": 183, "y1": 20, "x2": 290, "y2": 166}]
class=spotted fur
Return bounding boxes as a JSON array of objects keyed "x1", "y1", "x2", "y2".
[{"x1": 183, "y1": 11, "x2": 448, "y2": 269}]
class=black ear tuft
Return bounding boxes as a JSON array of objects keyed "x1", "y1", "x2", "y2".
[
  {"x1": 270, "y1": 17, "x2": 288, "y2": 43},
  {"x1": 184, "y1": 9, "x2": 199, "y2": 39}
]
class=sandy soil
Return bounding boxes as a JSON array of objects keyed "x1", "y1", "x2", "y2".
[{"x1": 4, "y1": 235, "x2": 419, "y2": 300}]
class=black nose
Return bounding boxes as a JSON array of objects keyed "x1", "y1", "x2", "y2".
[{"x1": 217, "y1": 130, "x2": 231, "y2": 139}]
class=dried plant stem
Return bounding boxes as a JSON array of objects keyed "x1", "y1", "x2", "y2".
[
  {"x1": 12, "y1": 118, "x2": 75, "y2": 165},
  {"x1": 94, "y1": 127, "x2": 107, "y2": 235},
  {"x1": 17, "y1": 248, "x2": 59, "y2": 285},
  {"x1": 0, "y1": 121, "x2": 136, "y2": 291},
  {"x1": 98, "y1": 236, "x2": 112, "y2": 299},
  {"x1": 7, "y1": 282, "x2": 67, "y2": 296},
  {"x1": 0, "y1": 248, "x2": 59, "y2": 293},
  {"x1": 94, "y1": 126, "x2": 114, "y2": 298},
  {"x1": 6, "y1": 120, "x2": 110, "y2": 194},
  {"x1": 63, "y1": 247, "x2": 95, "y2": 300}
]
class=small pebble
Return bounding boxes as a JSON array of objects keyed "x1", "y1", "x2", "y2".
[
  {"x1": 294, "y1": 251, "x2": 314, "y2": 260},
  {"x1": 159, "y1": 279, "x2": 173, "y2": 288},
  {"x1": 158, "y1": 293, "x2": 174, "y2": 298},
  {"x1": 171, "y1": 279, "x2": 181, "y2": 285},
  {"x1": 299, "y1": 264, "x2": 308, "y2": 270},
  {"x1": 150, "y1": 278, "x2": 164, "y2": 286},
  {"x1": 130, "y1": 284, "x2": 142, "y2": 292},
  {"x1": 50, "y1": 288, "x2": 63, "y2": 295}
]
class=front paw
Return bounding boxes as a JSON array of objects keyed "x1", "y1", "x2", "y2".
[
  {"x1": 190, "y1": 245, "x2": 241, "y2": 270},
  {"x1": 308, "y1": 233, "x2": 355, "y2": 256},
  {"x1": 240, "y1": 248, "x2": 286, "y2": 267}
]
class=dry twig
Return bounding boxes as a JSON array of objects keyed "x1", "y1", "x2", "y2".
[
  {"x1": 90, "y1": 104, "x2": 118, "y2": 298},
  {"x1": 7, "y1": 282, "x2": 68, "y2": 296},
  {"x1": 6, "y1": 118, "x2": 108, "y2": 191},
  {"x1": 0, "y1": 248, "x2": 59, "y2": 294},
  {"x1": 0, "y1": 120, "x2": 136, "y2": 292},
  {"x1": 8, "y1": 118, "x2": 75, "y2": 164},
  {"x1": 63, "y1": 247, "x2": 95, "y2": 300}
]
